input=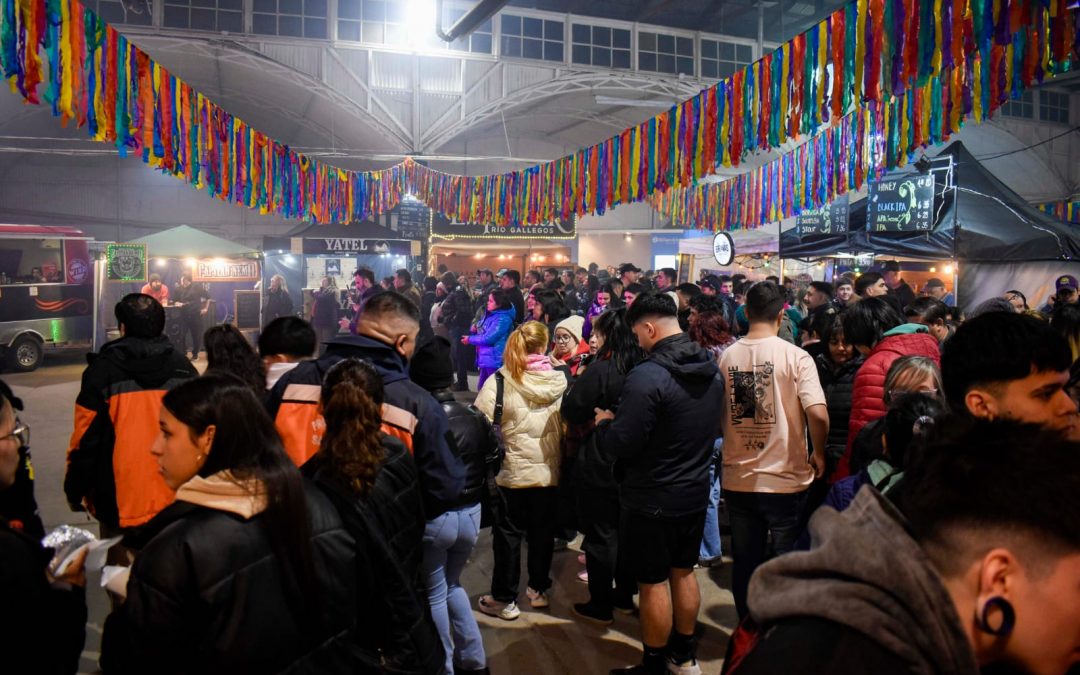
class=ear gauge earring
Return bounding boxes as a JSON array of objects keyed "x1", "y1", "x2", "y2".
[{"x1": 975, "y1": 596, "x2": 1016, "y2": 637}]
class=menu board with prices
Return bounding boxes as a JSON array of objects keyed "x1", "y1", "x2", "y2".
[
  {"x1": 867, "y1": 175, "x2": 935, "y2": 232},
  {"x1": 396, "y1": 201, "x2": 430, "y2": 239},
  {"x1": 795, "y1": 195, "x2": 850, "y2": 236}
]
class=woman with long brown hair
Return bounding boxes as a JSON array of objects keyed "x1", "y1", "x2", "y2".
[{"x1": 303, "y1": 357, "x2": 444, "y2": 673}]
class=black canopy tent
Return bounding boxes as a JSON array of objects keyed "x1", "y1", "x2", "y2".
[{"x1": 779, "y1": 141, "x2": 1080, "y2": 308}]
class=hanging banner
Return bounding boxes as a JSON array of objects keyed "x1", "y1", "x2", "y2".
[
  {"x1": 431, "y1": 214, "x2": 577, "y2": 239},
  {"x1": 106, "y1": 243, "x2": 147, "y2": 282},
  {"x1": 796, "y1": 195, "x2": 851, "y2": 236},
  {"x1": 192, "y1": 258, "x2": 260, "y2": 283},
  {"x1": 867, "y1": 175, "x2": 935, "y2": 232}
]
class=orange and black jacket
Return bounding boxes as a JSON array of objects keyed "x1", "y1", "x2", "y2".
[
  {"x1": 65, "y1": 336, "x2": 198, "y2": 530},
  {"x1": 266, "y1": 334, "x2": 467, "y2": 520}
]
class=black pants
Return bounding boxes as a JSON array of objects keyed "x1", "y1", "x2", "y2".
[
  {"x1": 450, "y1": 326, "x2": 470, "y2": 388},
  {"x1": 180, "y1": 312, "x2": 202, "y2": 356},
  {"x1": 726, "y1": 489, "x2": 808, "y2": 619},
  {"x1": 577, "y1": 485, "x2": 634, "y2": 610},
  {"x1": 491, "y1": 486, "x2": 557, "y2": 602}
]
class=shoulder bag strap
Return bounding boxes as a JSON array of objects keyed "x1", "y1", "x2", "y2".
[{"x1": 493, "y1": 371, "x2": 505, "y2": 426}]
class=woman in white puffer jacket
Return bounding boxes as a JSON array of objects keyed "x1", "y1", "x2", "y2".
[{"x1": 474, "y1": 321, "x2": 567, "y2": 621}]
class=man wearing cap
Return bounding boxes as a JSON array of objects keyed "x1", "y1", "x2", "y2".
[
  {"x1": 922, "y1": 277, "x2": 954, "y2": 307},
  {"x1": 1041, "y1": 274, "x2": 1079, "y2": 314},
  {"x1": 140, "y1": 274, "x2": 169, "y2": 306},
  {"x1": 477, "y1": 268, "x2": 497, "y2": 300},
  {"x1": 618, "y1": 263, "x2": 643, "y2": 288},
  {"x1": 881, "y1": 260, "x2": 916, "y2": 310}
]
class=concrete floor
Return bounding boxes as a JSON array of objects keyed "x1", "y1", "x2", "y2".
[{"x1": 6, "y1": 354, "x2": 738, "y2": 674}]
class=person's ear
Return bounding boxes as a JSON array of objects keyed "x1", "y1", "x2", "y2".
[
  {"x1": 965, "y1": 389, "x2": 1000, "y2": 421},
  {"x1": 197, "y1": 424, "x2": 216, "y2": 460}
]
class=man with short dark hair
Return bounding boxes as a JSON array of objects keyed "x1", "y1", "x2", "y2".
[
  {"x1": 499, "y1": 270, "x2": 525, "y2": 324},
  {"x1": 804, "y1": 281, "x2": 834, "y2": 313},
  {"x1": 941, "y1": 311, "x2": 1078, "y2": 438},
  {"x1": 258, "y1": 316, "x2": 317, "y2": 389},
  {"x1": 523, "y1": 269, "x2": 542, "y2": 290},
  {"x1": 344, "y1": 267, "x2": 381, "y2": 333},
  {"x1": 65, "y1": 294, "x2": 197, "y2": 533},
  {"x1": 594, "y1": 292, "x2": 724, "y2": 675},
  {"x1": 717, "y1": 275, "x2": 734, "y2": 297},
  {"x1": 656, "y1": 268, "x2": 677, "y2": 292},
  {"x1": 394, "y1": 269, "x2": 421, "y2": 308},
  {"x1": 171, "y1": 272, "x2": 210, "y2": 360},
  {"x1": 881, "y1": 260, "x2": 916, "y2": 309},
  {"x1": 543, "y1": 267, "x2": 558, "y2": 285},
  {"x1": 720, "y1": 281, "x2": 828, "y2": 619},
  {"x1": 618, "y1": 263, "x2": 643, "y2": 287},
  {"x1": 833, "y1": 279, "x2": 854, "y2": 308},
  {"x1": 268, "y1": 292, "x2": 468, "y2": 511},
  {"x1": 675, "y1": 283, "x2": 702, "y2": 331}
]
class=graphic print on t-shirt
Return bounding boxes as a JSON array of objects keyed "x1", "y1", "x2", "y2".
[{"x1": 728, "y1": 362, "x2": 775, "y2": 425}]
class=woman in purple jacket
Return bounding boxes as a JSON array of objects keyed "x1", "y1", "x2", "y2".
[{"x1": 463, "y1": 289, "x2": 516, "y2": 390}]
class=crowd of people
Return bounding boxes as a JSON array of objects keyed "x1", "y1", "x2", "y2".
[{"x1": 1, "y1": 259, "x2": 1079, "y2": 675}]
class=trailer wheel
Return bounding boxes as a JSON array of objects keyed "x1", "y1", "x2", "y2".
[{"x1": 7, "y1": 335, "x2": 43, "y2": 372}]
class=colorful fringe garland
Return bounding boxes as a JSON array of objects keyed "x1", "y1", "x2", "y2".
[
  {"x1": 0, "y1": 0, "x2": 1076, "y2": 228},
  {"x1": 1038, "y1": 200, "x2": 1080, "y2": 224}
]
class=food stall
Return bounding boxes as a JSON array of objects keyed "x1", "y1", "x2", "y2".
[
  {"x1": 779, "y1": 142, "x2": 1080, "y2": 310},
  {"x1": 0, "y1": 224, "x2": 94, "y2": 371},
  {"x1": 107, "y1": 225, "x2": 262, "y2": 346},
  {"x1": 429, "y1": 212, "x2": 576, "y2": 277}
]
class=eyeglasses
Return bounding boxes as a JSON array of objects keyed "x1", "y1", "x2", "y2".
[
  {"x1": 554, "y1": 334, "x2": 574, "y2": 343},
  {"x1": 0, "y1": 420, "x2": 29, "y2": 447}
]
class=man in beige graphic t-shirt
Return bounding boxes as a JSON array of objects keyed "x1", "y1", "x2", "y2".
[{"x1": 719, "y1": 280, "x2": 828, "y2": 619}]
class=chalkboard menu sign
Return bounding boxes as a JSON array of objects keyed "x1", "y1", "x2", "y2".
[
  {"x1": 867, "y1": 175, "x2": 935, "y2": 232},
  {"x1": 396, "y1": 201, "x2": 430, "y2": 239},
  {"x1": 234, "y1": 290, "x2": 261, "y2": 330},
  {"x1": 795, "y1": 195, "x2": 850, "y2": 236}
]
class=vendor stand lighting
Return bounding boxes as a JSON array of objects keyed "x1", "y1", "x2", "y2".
[
  {"x1": 944, "y1": 264, "x2": 954, "y2": 275},
  {"x1": 624, "y1": 234, "x2": 633, "y2": 242},
  {"x1": 185, "y1": 258, "x2": 197, "y2": 269}
]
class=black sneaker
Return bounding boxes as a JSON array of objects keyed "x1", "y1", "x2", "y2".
[
  {"x1": 572, "y1": 601, "x2": 613, "y2": 626},
  {"x1": 613, "y1": 596, "x2": 637, "y2": 615}
]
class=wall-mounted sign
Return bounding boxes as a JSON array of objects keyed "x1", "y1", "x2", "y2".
[
  {"x1": 192, "y1": 258, "x2": 260, "y2": 282},
  {"x1": 396, "y1": 201, "x2": 430, "y2": 239},
  {"x1": 106, "y1": 243, "x2": 147, "y2": 282},
  {"x1": 431, "y1": 213, "x2": 576, "y2": 239},
  {"x1": 712, "y1": 232, "x2": 735, "y2": 265},
  {"x1": 63, "y1": 239, "x2": 91, "y2": 284},
  {"x1": 293, "y1": 237, "x2": 413, "y2": 255},
  {"x1": 796, "y1": 195, "x2": 850, "y2": 236},
  {"x1": 867, "y1": 175, "x2": 935, "y2": 232}
]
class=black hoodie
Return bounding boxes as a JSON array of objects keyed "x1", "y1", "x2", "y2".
[{"x1": 594, "y1": 333, "x2": 725, "y2": 517}]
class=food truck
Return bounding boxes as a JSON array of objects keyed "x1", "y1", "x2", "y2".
[{"x1": 0, "y1": 225, "x2": 95, "y2": 371}]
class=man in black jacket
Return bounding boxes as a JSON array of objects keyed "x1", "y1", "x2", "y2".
[
  {"x1": 594, "y1": 292, "x2": 724, "y2": 675},
  {"x1": 267, "y1": 292, "x2": 466, "y2": 519},
  {"x1": 498, "y1": 270, "x2": 525, "y2": 324},
  {"x1": 440, "y1": 272, "x2": 475, "y2": 392}
]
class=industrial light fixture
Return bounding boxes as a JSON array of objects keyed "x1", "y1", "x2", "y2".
[
  {"x1": 436, "y1": 0, "x2": 507, "y2": 42},
  {"x1": 624, "y1": 233, "x2": 633, "y2": 242}
]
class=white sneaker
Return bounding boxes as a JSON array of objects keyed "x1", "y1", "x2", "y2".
[
  {"x1": 525, "y1": 586, "x2": 549, "y2": 609},
  {"x1": 478, "y1": 595, "x2": 520, "y2": 621},
  {"x1": 667, "y1": 658, "x2": 702, "y2": 675}
]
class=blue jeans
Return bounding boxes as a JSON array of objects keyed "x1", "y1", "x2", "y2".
[
  {"x1": 699, "y1": 439, "x2": 723, "y2": 561},
  {"x1": 422, "y1": 503, "x2": 486, "y2": 673},
  {"x1": 725, "y1": 489, "x2": 808, "y2": 619}
]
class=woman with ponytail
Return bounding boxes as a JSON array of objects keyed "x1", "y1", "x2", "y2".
[
  {"x1": 302, "y1": 358, "x2": 444, "y2": 673},
  {"x1": 474, "y1": 321, "x2": 568, "y2": 621},
  {"x1": 101, "y1": 374, "x2": 355, "y2": 674}
]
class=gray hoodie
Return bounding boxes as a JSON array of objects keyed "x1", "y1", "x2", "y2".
[{"x1": 748, "y1": 487, "x2": 980, "y2": 675}]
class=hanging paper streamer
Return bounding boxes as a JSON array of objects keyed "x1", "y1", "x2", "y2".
[
  {"x1": 1037, "y1": 200, "x2": 1080, "y2": 224},
  {"x1": 0, "y1": 0, "x2": 1074, "y2": 229}
]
